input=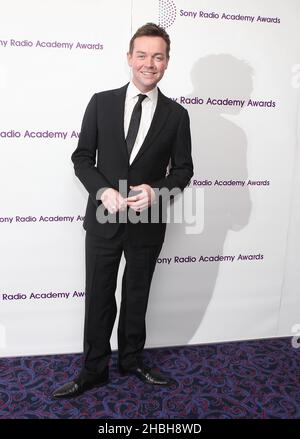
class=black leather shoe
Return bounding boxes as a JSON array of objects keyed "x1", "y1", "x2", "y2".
[
  {"x1": 52, "y1": 377, "x2": 109, "y2": 399},
  {"x1": 119, "y1": 365, "x2": 174, "y2": 386}
]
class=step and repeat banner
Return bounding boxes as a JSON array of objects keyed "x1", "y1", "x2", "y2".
[{"x1": 0, "y1": 0, "x2": 299, "y2": 356}]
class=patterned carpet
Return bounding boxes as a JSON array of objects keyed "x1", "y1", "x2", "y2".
[{"x1": 0, "y1": 337, "x2": 299, "y2": 419}]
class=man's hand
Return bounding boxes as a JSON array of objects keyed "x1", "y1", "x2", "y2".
[
  {"x1": 100, "y1": 188, "x2": 127, "y2": 214},
  {"x1": 126, "y1": 184, "x2": 156, "y2": 212}
]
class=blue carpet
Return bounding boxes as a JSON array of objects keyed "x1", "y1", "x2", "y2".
[{"x1": 0, "y1": 337, "x2": 299, "y2": 419}]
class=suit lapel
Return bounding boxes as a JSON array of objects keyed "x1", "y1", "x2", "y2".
[
  {"x1": 130, "y1": 89, "x2": 171, "y2": 166},
  {"x1": 113, "y1": 83, "x2": 129, "y2": 162}
]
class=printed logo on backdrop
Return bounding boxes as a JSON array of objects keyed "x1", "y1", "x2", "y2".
[
  {"x1": 1, "y1": 291, "x2": 85, "y2": 303},
  {"x1": 157, "y1": 0, "x2": 281, "y2": 29},
  {"x1": 159, "y1": 0, "x2": 177, "y2": 28},
  {"x1": 0, "y1": 130, "x2": 79, "y2": 139},
  {"x1": 0, "y1": 39, "x2": 103, "y2": 51},
  {"x1": 171, "y1": 96, "x2": 276, "y2": 109},
  {"x1": 0, "y1": 215, "x2": 84, "y2": 224}
]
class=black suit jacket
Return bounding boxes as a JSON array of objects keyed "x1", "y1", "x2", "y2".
[{"x1": 71, "y1": 83, "x2": 193, "y2": 245}]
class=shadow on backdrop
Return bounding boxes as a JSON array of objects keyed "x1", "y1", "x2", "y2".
[{"x1": 147, "y1": 54, "x2": 253, "y2": 346}]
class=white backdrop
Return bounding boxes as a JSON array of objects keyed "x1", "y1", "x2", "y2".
[{"x1": 0, "y1": 0, "x2": 299, "y2": 357}]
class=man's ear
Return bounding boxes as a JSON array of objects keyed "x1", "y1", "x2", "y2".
[{"x1": 127, "y1": 52, "x2": 132, "y2": 67}]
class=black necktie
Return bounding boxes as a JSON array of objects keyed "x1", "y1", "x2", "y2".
[{"x1": 126, "y1": 93, "x2": 147, "y2": 157}]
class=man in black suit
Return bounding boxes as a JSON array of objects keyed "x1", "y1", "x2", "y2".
[{"x1": 52, "y1": 23, "x2": 193, "y2": 398}]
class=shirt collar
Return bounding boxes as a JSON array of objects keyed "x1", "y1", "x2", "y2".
[{"x1": 127, "y1": 81, "x2": 158, "y2": 102}]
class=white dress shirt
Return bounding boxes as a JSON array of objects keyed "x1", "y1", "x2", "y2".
[{"x1": 124, "y1": 81, "x2": 158, "y2": 165}]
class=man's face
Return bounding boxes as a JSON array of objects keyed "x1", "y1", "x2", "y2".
[{"x1": 127, "y1": 36, "x2": 169, "y2": 92}]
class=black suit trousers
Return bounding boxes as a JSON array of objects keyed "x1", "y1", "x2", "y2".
[{"x1": 79, "y1": 227, "x2": 162, "y2": 382}]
